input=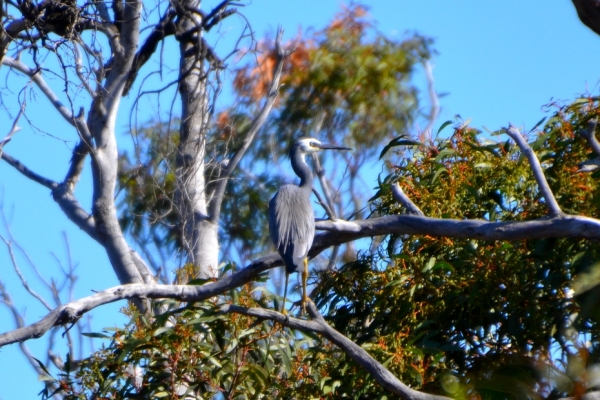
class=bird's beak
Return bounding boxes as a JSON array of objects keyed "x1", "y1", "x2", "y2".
[{"x1": 316, "y1": 143, "x2": 352, "y2": 151}]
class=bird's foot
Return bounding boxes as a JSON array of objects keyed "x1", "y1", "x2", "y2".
[{"x1": 300, "y1": 295, "x2": 311, "y2": 316}]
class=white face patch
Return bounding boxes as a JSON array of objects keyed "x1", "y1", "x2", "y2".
[{"x1": 297, "y1": 137, "x2": 321, "y2": 154}]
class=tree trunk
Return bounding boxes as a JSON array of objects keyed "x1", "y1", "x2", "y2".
[
  {"x1": 176, "y1": 0, "x2": 219, "y2": 278},
  {"x1": 89, "y1": 0, "x2": 146, "y2": 287}
]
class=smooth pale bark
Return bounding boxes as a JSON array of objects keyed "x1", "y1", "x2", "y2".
[
  {"x1": 87, "y1": 0, "x2": 148, "y2": 287},
  {"x1": 5, "y1": 211, "x2": 600, "y2": 348},
  {"x1": 175, "y1": 0, "x2": 220, "y2": 278}
]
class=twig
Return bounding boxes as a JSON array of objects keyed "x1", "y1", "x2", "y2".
[
  {"x1": 313, "y1": 156, "x2": 339, "y2": 218},
  {"x1": 2, "y1": 57, "x2": 88, "y2": 133},
  {"x1": 0, "y1": 235, "x2": 53, "y2": 311},
  {"x1": 421, "y1": 60, "x2": 440, "y2": 137},
  {"x1": 208, "y1": 28, "x2": 291, "y2": 224},
  {"x1": 312, "y1": 188, "x2": 337, "y2": 221},
  {"x1": 0, "y1": 110, "x2": 23, "y2": 158},
  {"x1": 504, "y1": 124, "x2": 563, "y2": 216},
  {"x1": 0, "y1": 282, "x2": 60, "y2": 393}
]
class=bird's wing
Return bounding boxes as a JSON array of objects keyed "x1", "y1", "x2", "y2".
[{"x1": 268, "y1": 185, "x2": 315, "y2": 272}]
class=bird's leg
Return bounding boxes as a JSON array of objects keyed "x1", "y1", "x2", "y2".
[
  {"x1": 301, "y1": 257, "x2": 308, "y2": 315},
  {"x1": 282, "y1": 272, "x2": 289, "y2": 315}
]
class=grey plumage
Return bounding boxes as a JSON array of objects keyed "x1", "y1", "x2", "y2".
[
  {"x1": 269, "y1": 184, "x2": 315, "y2": 275},
  {"x1": 268, "y1": 137, "x2": 351, "y2": 313}
]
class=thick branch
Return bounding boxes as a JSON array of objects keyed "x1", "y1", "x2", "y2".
[
  {"x1": 5, "y1": 212, "x2": 600, "y2": 346},
  {"x1": 576, "y1": 120, "x2": 600, "y2": 172},
  {"x1": 87, "y1": 0, "x2": 147, "y2": 289},
  {"x1": 581, "y1": 119, "x2": 600, "y2": 155},
  {"x1": 1, "y1": 152, "x2": 58, "y2": 190},
  {"x1": 123, "y1": 8, "x2": 177, "y2": 95},
  {"x1": 504, "y1": 124, "x2": 562, "y2": 216},
  {"x1": 313, "y1": 214, "x2": 600, "y2": 250},
  {"x1": 221, "y1": 303, "x2": 450, "y2": 399},
  {"x1": 2, "y1": 151, "x2": 155, "y2": 287},
  {"x1": 208, "y1": 29, "x2": 289, "y2": 224},
  {"x1": 0, "y1": 19, "x2": 31, "y2": 65},
  {"x1": 0, "y1": 253, "x2": 279, "y2": 346}
]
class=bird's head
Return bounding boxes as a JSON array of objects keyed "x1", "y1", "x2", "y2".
[{"x1": 293, "y1": 137, "x2": 352, "y2": 155}]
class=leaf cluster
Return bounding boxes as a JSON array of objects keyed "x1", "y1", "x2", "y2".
[{"x1": 311, "y1": 99, "x2": 600, "y2": 398}]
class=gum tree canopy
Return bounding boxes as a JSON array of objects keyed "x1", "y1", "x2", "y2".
[{"x1": 2, "y1": 1, "x2": 600, "y2": 398}]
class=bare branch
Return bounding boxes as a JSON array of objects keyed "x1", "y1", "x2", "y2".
[
  {"x1": 581, "y1": 120, "x2": 600, "y2": 154},
  {"x1": 391, "y1": 182, "x2": 424, "y2": 216},
  {"x1": 92, "y1": 0, "x2": 111, "y2": 23},
  {"x1": 421, "y1": 60, "x2": 440, "y2": 137},
  {"x1": 1, "y1": 151, "x2": 98, "y2": 240},
  {"x1": 221, "y1": 303, "x2": 450, "y2": 400},
  {"x1": 312, "y1": 187, "x2": 337, "y2": 221},
  {"x1": 64, "y1": 108, "x2": 94, "y2": 191},
  {"x1": 2, "y1": 57, "x2": 88, "y2": 133},
  {"x1": 504, "y1": 124, "x2": 563, "y2": 216},
  {"x1": 0, "y1": 282, "x2": 60, "y2": 392},
  {"x1": 1, "y1": 151, "x2": 59, "y2": 190},
  {"x1": 208, "y1": 28, "x2": 289, "y2": 224},
  {"x1": 5, "y1": 211, "x2": 600, "y2": 347},
  {"x1": 577, "y1": 119, "x2": 600, "y2": 174},
  {"x1": 63, "y1": 139, "x2": 92, "y2": 192},
  {"x1": 123, "y1": 8, "x2": 177, "y2": 95},
  {"x1": 0, "y1": 253, "x2": 279, "y2": 346},
  {"x1": 202, "y1": 0, "x2": 237, "y2": 32},
  {"x1": 0, "y1": 103, "x2": 24, "y2": 158},
  {"x1": 0, "y1": 235, "x2": 53, "y2": 311},
  {"x1": 0, "y1": 19, "x2": 31, "y2": 65},
  {"x1": 313, "y1": 214, "x2": 600, "y2": 250},
  {"x1": 577, "y1": 157, "x2": 600, "y2": 173},
  {"x1": 313, "y1": 155, "x2": 339, "y2": 218}
]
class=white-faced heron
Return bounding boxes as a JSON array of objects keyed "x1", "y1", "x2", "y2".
[{"x1": 268, "y1": 137, "x2": 351, "y2": 313}]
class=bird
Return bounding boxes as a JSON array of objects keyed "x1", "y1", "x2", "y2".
[{"x1": 268, "y1": 137, "x2": 351, "y2": 314}]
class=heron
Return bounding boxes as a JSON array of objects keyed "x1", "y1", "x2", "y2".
[{"x1": 268, "y1": 137, "x2": 351, "y2": 314}]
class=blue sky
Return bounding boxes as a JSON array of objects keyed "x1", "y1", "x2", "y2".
[{"x1": 0, "y1": 1, "x2": 599, "y2": 399}]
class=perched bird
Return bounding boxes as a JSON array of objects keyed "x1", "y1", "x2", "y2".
[{"x1": 268, "y1": 137, "x2": 351, "y2": 313}]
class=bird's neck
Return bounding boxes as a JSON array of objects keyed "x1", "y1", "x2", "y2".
[{"x1": 291, "y1": 151, "x2": 314, "y2": 190}]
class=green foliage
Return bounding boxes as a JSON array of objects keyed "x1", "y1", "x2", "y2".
[
  {"x1": 117, "y1": 4, "x2": 432, "y2": 266},
  {"x1": 51, "y1": 97, "x2": 600, "y2": 399},
  {"x1": 118, "y1": 121, "x2": 181, "y2": 257},
  {"x1": 234, "y1": 5, "x2": 432, "y2": 164},
  {"x1": 311, "y1": 98, "x2": 600, "y2": 398},
  {"x1": 88, "y1": 3, "x2": 600, "y2": 399},
  {"x1": 40, "y1": 282, "x2": 367, "y2": 399}
]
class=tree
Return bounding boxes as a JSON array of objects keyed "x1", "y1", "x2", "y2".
[{"x1": 1, "y1": 1, "x2": 600, "y2": 399}]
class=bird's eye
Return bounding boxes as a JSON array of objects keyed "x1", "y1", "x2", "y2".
[{"x1": 310, "y1": 141, "x2": 318, "y2": 148}]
